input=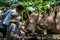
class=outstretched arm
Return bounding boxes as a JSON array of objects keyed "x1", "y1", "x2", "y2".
[{"x1": 10, "y1": 32, "x2": 20, "y2": 40}]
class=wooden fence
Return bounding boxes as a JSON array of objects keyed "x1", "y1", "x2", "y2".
[{"x1": 0, "y1": 34, "x2": 60, "y2": 40}]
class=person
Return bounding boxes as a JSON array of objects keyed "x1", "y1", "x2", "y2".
[
  {"x1": 5, "y1": 5, "x2": 24, "y2": 40},
  {"x1": 16, "y1": 21, "x2": 26, "y2": 40}
]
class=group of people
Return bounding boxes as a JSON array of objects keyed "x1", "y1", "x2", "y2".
[
  {"x1": 1, "y1": 4, "x2": 59, "y2": 40},
  {"x1": 1, "y1": 5, "x2": 48, "y2": 40},
  {"x1": 0, "y1": 5, "x2": 28, "y2": 40}
]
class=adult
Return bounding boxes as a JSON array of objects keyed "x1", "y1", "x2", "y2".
[{"x1": 5, "y1": 5, "x2": 24, "y2": 40}]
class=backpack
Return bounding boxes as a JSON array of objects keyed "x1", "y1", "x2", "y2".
[{"x1": 3, "y1": 10, "x2": 12, "y2": 25}]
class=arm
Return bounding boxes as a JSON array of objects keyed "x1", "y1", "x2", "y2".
[
  {"x1": 21, "y1": 28, "x2": 28, "y2": 33},
  {"x1": 10, "y1": 23, "x2": 20, "y2": 40},
  {"x1": 10, "y1": 32, "x2": 20, "y2": 40}
]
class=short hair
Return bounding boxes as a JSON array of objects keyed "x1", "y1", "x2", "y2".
[{"x1": 16, "y1": 5, "x2": 24, "y2": 11}]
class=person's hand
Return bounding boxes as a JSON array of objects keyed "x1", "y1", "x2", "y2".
[{"x1": 16, "y1": 35, "x2": 20, "y2": 40}]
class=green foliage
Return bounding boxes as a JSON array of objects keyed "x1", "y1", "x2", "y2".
[
  {"x1": 0, "y1": 0, "x2": 59, "y2": 13},
  {"x1": 0, "y1": 0, "x2": 60, "y2": 22},
  {"x1": 0, "y1": 2, "x2": 10, "y2": 7}
]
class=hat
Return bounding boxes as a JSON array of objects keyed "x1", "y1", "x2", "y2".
[
  {"x1": 16, "y1": 16, "x2": 21, "y2": 20},
  {"x1": 10, "y1": 16, "x2": 21, "y2": 22}
]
